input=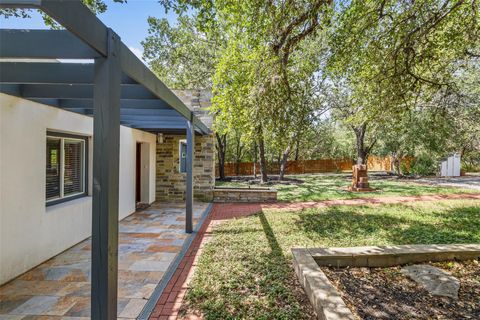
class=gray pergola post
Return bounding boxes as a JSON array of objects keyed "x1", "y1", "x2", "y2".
[
  {"x1": 91, "y1": 29, "x2": 122, "y2": 319},
  {"x1": 185, "y1": 119, "x2": 195, "y2": 233}
]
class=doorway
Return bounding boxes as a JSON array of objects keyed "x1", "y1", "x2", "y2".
[{"x1": 136, "y1": 142, "x2": 142, "y2": 204}]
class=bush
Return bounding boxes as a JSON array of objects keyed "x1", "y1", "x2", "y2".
[
  {"x1": 410, "y1": 154, "x2": 436, "y2": 176},
  {"x1": 400, "y1": 161, "x2": 410, "y2": 175},
  {"x1": 462, "y1": 162, "x2": 480, "y2": 173}
]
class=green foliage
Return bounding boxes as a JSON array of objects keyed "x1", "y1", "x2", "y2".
[
  {"x1": 400, "y1": 162, "x2": 411, "y2": 176},
  {"x1": 6, "y1": 0, "x2": 479, "y2": 169},
  {"x1": 153, "y1": 1, "x2": 332, "y2": 179},
  {"x1": 410, "y1": 154, "x2": 437, "y2": 176},
  {"x1": 327, "y1": 0, "x2": 479, "y2": 119},
  {"x1": 143, "y1": 14, "x2": 220, "y2": 89},
  {"x1": 143, "y1": 1, "x2": 479, "y2": 171}
]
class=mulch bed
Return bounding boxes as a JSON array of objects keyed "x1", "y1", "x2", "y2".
[{"x1": 323, "y1": 260, "x2": 480, "y2": 320}]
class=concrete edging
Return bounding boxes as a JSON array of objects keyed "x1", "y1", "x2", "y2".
[
  {"x1": 310, "y1": 244, "x2": 480, "y2": 267},
  {"x1": 292, "y1": 248, "x2": 355, "y2": 320},
  {"x1": 292, "y1": 244, "x2": 480, "y2": 320}
]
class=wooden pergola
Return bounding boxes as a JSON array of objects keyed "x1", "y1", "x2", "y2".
[{"x1": 0, "y1": 1, "x2": 209, "y2": 318}]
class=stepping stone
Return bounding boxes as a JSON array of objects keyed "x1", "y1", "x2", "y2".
[{"x1": 401, "y1": 264, "x2": 460, "y2": 299}]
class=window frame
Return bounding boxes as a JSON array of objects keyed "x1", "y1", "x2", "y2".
[{"x1": 46, "y1": 131, "x2": 89, "y2": 206}]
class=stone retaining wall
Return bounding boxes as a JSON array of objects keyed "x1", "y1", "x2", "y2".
[{"x1": 213, "y1": 188, "x2": 277, "y2": 203}]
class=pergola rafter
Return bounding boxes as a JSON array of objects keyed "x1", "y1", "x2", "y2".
[
  {"x1": 0, "y1": 29, "x2": 209, "y2": 133},
  {"x1": 0, "y1": 1, "x2": 202, "y2": 318}
]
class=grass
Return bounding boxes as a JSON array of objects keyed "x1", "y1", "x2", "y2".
[
  {"x1": 216, "y1": 174, "x2": 476, "y2": 202},
  {"x1": 182, "y1": 199, "x2": 480, "y2": 319}
]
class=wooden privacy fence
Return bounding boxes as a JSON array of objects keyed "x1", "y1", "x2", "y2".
[{"x1": 216, "y1": 156, "x2": 412, "y2": 176}]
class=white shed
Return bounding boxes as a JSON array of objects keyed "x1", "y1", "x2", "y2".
[{"x1": 440, "y1": 153, "x2": 461, "y2": 177}]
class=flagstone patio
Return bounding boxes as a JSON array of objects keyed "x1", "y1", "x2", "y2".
[{"x1": 0, "y1": 202, "x2": 210, "y2": 320}]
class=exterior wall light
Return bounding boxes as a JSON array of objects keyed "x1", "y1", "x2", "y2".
[{"x1": 157, "y1": 133, "x2": 164, "y2": 144}]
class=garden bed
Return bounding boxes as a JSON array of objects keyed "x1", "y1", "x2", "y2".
[
  {"x1": 323, "y1": 260, "x2": 480, "y2": 319},
  {"x1": 292, "y1": 244, "x2": 480, "y2": 320}
]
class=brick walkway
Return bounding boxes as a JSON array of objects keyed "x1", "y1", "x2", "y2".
[{"x1": 148, "y1": 193, "x2": 480, "y2": 319}]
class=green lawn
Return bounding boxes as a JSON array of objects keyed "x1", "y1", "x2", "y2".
[
  {"x1": 216, "y1": 174, "x2": 476, "y2": 202},
  {"x1": 182, "y1": 199, "x2": 480, "y2": 319}
]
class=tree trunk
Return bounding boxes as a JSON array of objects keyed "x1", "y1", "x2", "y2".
[
  {"x1": 215, "y1": 133, "x2": 227, "y2": 180},
  {"x1": 353, "y1": 123, "x2": 372, "y2": 166},
  {"x1": 256, "y1": 126, "x2": 268, "y2": 183},
  {"x1": 234, "y1": 136, "x2": 243, "y2": 176},
  {"x1": 279, "y1": 145, "x2": 292, "y2": 180},
  {"x1": 391, "y1": 152, "x2": 402, "y2": 175},
  {"x1": 235, "y1": 161, "x2": 240, "y2": 175},
  {"x1": 294, "y1": 138, "x2": 300, "y2": 161},
  {"x1": 253, "y1": 142, "x2": 258, "y2": 179}
]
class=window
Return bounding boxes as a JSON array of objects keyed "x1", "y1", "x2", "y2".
[
  {"x1": 179, "y1": 140, "x2": 187, "y2": 173},
  {"x1": 46, "y1": 132, "x2": 88, "y2": 205}
]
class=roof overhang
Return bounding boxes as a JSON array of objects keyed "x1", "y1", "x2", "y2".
[{"x1": 0, "y1": 1, "x2": 210, "y2": 135}]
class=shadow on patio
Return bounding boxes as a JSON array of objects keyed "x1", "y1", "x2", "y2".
[{"x1": 0, "y1": 202, "x2": 209, "y2": 320}]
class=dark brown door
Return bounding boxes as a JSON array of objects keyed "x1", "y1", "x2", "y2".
[{"x1": 136, "y1": 142, "x2": 141, "y2": 203}]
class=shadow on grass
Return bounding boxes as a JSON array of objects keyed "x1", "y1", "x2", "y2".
[
  {"x1": 258, "y1": 211, "x2": 285, "y2": 259},
  {"x1": 184, "y1": 210, "x2": 316, "y2": 320}
]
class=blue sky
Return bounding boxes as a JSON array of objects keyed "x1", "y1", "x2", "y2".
[{"x1": 0, "y1": 0, "x2": 178, "y2": 60}]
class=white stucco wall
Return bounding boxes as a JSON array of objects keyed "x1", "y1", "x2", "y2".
[{"x1": 0, "y1": 93, "x2": 156, "y2": 285}]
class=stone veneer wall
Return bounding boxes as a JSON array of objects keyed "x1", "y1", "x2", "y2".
[
  {"x1": 156, "y1": 89, "x2": 215, "y2": 202},
  {"x1": 156, "y1": 134, "x2": 215, "y2": 201}
]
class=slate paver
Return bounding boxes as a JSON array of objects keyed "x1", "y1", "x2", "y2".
[{"x1": 401, "y1": 264, "x2": 460, "y2": 299}]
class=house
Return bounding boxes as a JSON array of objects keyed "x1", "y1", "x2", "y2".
[
  {"x1": 0, "y1": 1, "x2": 215, "y2": 318},
  {"x1": 0, "y1": 90, "x2": 215, "y2": 285}
]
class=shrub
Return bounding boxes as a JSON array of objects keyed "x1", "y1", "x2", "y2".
[
  {"x1": 400, "y1": 161, "x2": 410, "y2": 175},
  {"x1": 462, "y1": 162, "x2": 480, "y2": 173},
  {"x1": 410, "y1": 154, "x2": 437, "y2": 176}
]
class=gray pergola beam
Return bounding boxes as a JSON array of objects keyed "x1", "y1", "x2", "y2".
[
  {"x1": 0, "y1": 0, "x2": 41, "y2": 8},
  {"x1": 0, "y1": 30, "x2": 100, "y2": 59},
  {"x1": 0, "y1": 62, "x2": 137, "y2": 84},
  {"x1": 185, "y1": 120, "x2": 194, "y2": 233},
  {"x1": 129, "y1": 123, "x2": 193, "y2": 130},
  {"x1": 0, "y1": 0, "x2": 108, "y2": 56},
  {"x1": 64, "y1": 109, "x2": 182, "y2": 117},
  {"x1": 121, "y1": 119, "x2": 186, "y2": 126},
  {"x1": 29, "y1": 98, "x2": 171, "y2": 110},
  {"x1": 40, "y1": 0, "x2": 108, "y2": 57},
  {"x1": 121, "y1": 120, "x2": 187, "y2": 127},
  {"x1": 19, "y1": 84, "x2": 159, "y2": 100},
  {"x1": 119, "y1": 42, "x2": 209, "y2": 135},
  {"x1": 0, "y1": 2, "x2": 210, "y2": 134},
  {"x1": 91, "y1": 29, "x2": 121, "y2": 319},
  {"x1": 62, "y1": 108, "x2": 182, "y2": 117},
  {"x1": 120, "y1": 115, "x2": 187, "y2": 121}
]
